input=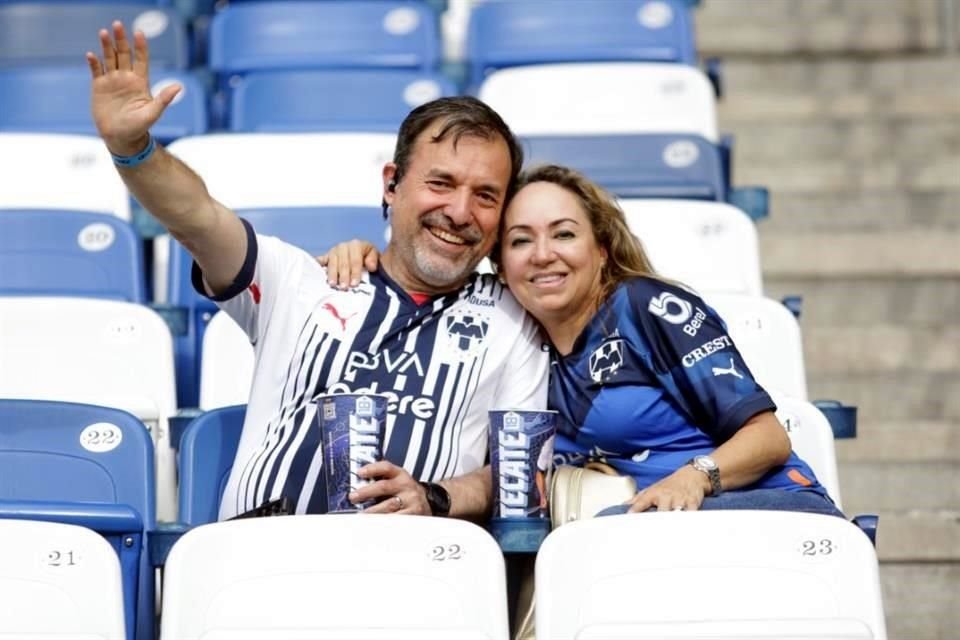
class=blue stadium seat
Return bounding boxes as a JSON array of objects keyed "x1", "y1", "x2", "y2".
[
  {"x1": 209, "y1": 1, "x2": 440, "y2": 74},
  {"x1": 522, "y1": 133, "x2": 727, "y2": 201},
  {"x1": 0, "y1": 399, "x2": 156, "y2": 640},
  {"x1": 167, "y1": 206, "x2": 389, "y2": 407},
  {"x1": 0, "y1": 3, "x2": 188, "y2": 69},
  {"x1": 0, "y1": 0, "x2": 169, "y2": 4},
  {"x1": 0, "y1": 209, "x2": 146, "y2": 302},
  {"x1": 178, "y1": 404, "x2": 246, "y2": 525},
  {"x1": 0, "y1": 67, "x2": 207, "y2": 142},
  {"x1": 466, "y1": 0, "x2": 697, "y2": 88},
  {"x1": 230, "y1": 69, "x2": 455, "y2": 132}
]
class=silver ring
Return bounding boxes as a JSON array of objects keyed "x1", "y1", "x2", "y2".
[{"x1": 394, "y1": 495, "x2": 404, "y2": 509}]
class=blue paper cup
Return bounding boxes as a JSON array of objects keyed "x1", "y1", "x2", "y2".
[{"x1": 316, "y1": 393, "x2": 388, "y2": 513}]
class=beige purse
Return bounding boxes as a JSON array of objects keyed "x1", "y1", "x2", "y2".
[
  {"x1": 549, "y1": 461, "x2": 638, "y2": 528},
  {"x1": 513, "y1": 462, "x2": 637, "y2": 640}
]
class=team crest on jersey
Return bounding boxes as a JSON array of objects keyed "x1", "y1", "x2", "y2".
[
  {"x1": 589, "y1": 338, "x2": 625, "y2": 383},
  {"x1": 444, "y1": 312, "x2": 489, "y2": 357}
]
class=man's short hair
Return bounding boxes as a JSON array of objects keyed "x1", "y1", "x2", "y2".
[{"x1": 392, "y1": 96, "x2": 524, "y2": 202}]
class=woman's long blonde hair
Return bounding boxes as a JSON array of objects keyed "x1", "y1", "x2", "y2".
[{"x1": 493, "y1": 164, "x2": 663, "y2": 305}]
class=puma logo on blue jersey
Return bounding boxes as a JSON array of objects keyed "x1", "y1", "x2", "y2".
[{"x1": 712, "y1": 357, "x2": 743, "y2": 379}]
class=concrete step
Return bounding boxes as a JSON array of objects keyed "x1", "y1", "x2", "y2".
[
  {"x1": 719, "y1": 90, "x2": 960, "y2": 123},
  {"x1": 711, "y1": 56, "x2": 960, "y2": 102},
  {"x1": 727, "y1": 120, "x2": 960, "y2": 162},
  {"x1": 758, "y1": 230, "x2": 960, "y2": 278},
  {"x1": 838, "y1": 461, "x2": 959, "y2": 511},
  {"x1": 695, "y1": 0, "x2": 947, "y2": 56},
  {"x1": 801, "y1": 325, "x2": 960, "y2": 373},
  {"x1": 759, "y1": 191, "x2": 960, "y2": 233},
  {"x1": 881, "y1": 562, "x2": 960, "y2": 640},
  {"x1": 807, "y1": 371, "x2": 960, "y2": 421},
  {"x1": 835, "y1": 420, "x2": 960, "y2": 463},
  {"x1": 868, "y1": 511, "x2": 960, "y2": 562},
  {"x1": 764, "y1": 277, "x2": 960, "y2": 328},
  {"x1": 733, "y1": 153, "x2": 960, "y2": 193}
]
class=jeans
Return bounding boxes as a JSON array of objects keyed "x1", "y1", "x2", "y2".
[{"x1": 595, "y1": 488, "x2": 845, "y2": 518}]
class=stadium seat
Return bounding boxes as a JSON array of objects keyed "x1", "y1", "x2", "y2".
[
  {"x1": 0, "y1": 132, "x2": 131, "y2": 220},
  {"x1": 0, "y1": 519, "x2": 126, "y2": 639},
  {"x1": 160, "y1": 515, "x2": 510, "y2": 639},
  {"x1": 209, "y1": 1, "x2": 441, "y2": 74},
  {"x1": 154, "y1": 131, "x2": 394, "y2": 300},
  {"x1": 523, "y1": 133, "x2": 726, "y2": 201},
  {"x1": 619, "y1": 199, "x2": 763, "y2": 296},
  {"x1": 0, "y1": 3, "x2": 188, "y2": 69},
  {"x1": 0, "y1": 0, "x2": 170, "y2": 4},
  {"x1": 772, "y1": 395, "x2": 844, "y2": 509},
  {"x1": 0, "y1": 67, "x2": 208, "y2": 143},
  {"x1": 0, "y1": 399, "x2": 157, "y2": 640},
  {"x1": 0, "y1": 297, "x2": 178, "y2": 522},
  {"x1": 0, "y1": 209, "x2": 146, "y2": 302},
  {"x1": 177, "y1": 404, "x2": 246, "y2": 524},
  {"x1": 703, "y1": 293, "x2": 808, "y2": 399},
  {"x1": 163, "y1": 133, "x2": 394, "y2": 213},
  {"x1": 158, "y1": 131, "x2": 395, "y2": 405},
  {"x1": 229, "y1": 69, "x2": 455, "y2": 132},
  {"x1": 466, "y1": 0, "x2": 697, "y2": 88},
  {"x1": 199, "y1": 312, "x2": 253, "y2": 410},
  {"x1": 166, "y1": 205, "x2": 389, "y2": 408},
  {"x1": 536, "y1": 511, "x2": 886, "y2": 639},
  {"x1": 479, "y1": 62, "x2": 717, "y2": 141}
]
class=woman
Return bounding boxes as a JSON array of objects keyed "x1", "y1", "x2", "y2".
[{"x1": 323, "y1": 164, "x2": 843, "y2": 517}]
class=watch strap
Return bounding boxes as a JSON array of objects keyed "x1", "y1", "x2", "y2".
[
  {"x1": 688, "y1": 456, "x2": 722, "y2": 496},
  {"x1": 419, "y1": 481, "x2": 451, "y2": 517}
]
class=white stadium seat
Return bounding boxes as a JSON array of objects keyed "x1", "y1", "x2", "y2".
[
  {"x1": 166, "y1": 133, "x2": 395, "y2": 210},
  {"x1": 0, "y1": 520, "x2": 126, "y2": 639},
  {"x1": 773, "y1": 394, "x2": 844, "y2": 509},
  {"x1": 0, "y1": 296, "x2": 179, "y2": 521},
  {"x1": 0, "y1": 132, "x2": 130, "y2": 220},
  {"x1": 536, "y1": 511, "x2": 885, "y2": 639},
  {"x1": 479, "y1": 63, "x2": 718, "y2": 141},
  {"x1": 620, "y1": 199, "x2": 763, "y2": 296},
  {"x1": 161, "y1": 515, "x2": 509, "y2": 639},
  {"x1": 199, "y1": 310, "x2": 254, "y2": 411},
  {"x1": 155, "y1": 132, "x2": 396, "y2": 302},
  {"x1": 704, "y1": 292, "x2": 808, "y2": 399}
]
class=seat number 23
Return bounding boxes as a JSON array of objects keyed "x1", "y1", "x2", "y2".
[{"x1": 801, "y1": 538, "x2": 835, "y2": 556}]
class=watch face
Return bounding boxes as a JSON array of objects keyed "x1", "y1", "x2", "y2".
[
  {"x1": 695, "y1": 455, "x2": 718, "y2": 471},
  {"x1": 425, "y1": 482, "x2": 451, "y2": 516}
]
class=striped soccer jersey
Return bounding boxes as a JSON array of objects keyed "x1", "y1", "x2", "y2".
[
  {"x1": 549, "y1": 276, "x2": 827, "y2": 497},
  {"x1": 199, "y1": 223, "x2": 549, "y2": 519}
]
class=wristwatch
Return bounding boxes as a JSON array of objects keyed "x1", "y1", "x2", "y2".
[
  {"x1": 688, "y1": 455, "x2": 722, "y2": 496},
  {"x1": 419, "y1": 482, "x2": 451, "y2": 517}
]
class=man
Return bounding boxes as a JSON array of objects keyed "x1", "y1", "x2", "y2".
[{"x1": 87, "y1": 22, "x2": 548, "y2": 520}]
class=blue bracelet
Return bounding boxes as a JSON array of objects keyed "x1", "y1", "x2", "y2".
[{"x1": 111, "y1": 135, "x2": 156, "y2": 168}]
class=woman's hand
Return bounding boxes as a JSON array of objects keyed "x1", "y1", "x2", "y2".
[
  {"x1": 317, "y1": 239, "x2": 380, "y2": 289},
  {"x1": 627, "y1": 465, "x2": 711, "y2": 512},
  {"x1": 626, "y1": 410, "x2": 793, "y2": 512}
]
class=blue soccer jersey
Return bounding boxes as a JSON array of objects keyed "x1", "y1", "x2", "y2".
[{"x1": 549, "y1": 276, "x2": 827, "y2": 497}]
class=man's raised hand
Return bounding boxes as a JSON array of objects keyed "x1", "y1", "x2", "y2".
[{"x1": 86, "y1": 21, "x2": 181, "y2": 156}]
